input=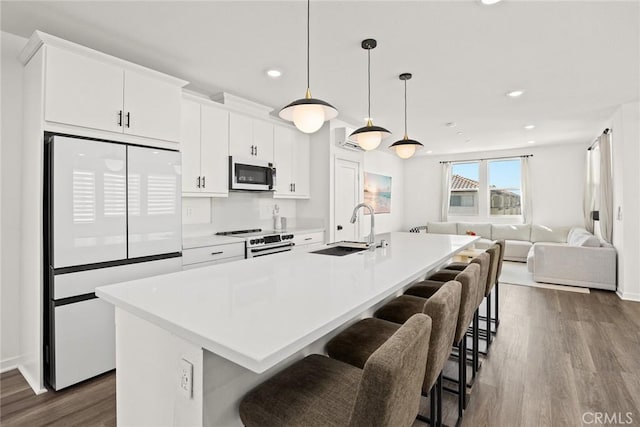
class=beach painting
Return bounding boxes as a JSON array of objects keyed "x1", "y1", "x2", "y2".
[{"x1": 364, "y1": 172, "x2": 392, "y2": 214}]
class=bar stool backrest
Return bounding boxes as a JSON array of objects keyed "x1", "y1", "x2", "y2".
[
  {"x1": 421, "y1": 280, "x2": 462, "y2": 392},
  {"x1": 349, "y1": 314, "x2": 432, "y2": 427},
  {"x1": 495, "y1": 240, "x2": 506, "y2": 283},
  {"x1": 467, "y1": 252, "x2": 489, "y2": 309},
  {"x1": 451, "y1": 263, "x2": 480, "y2": 344},
  {"x1": 485, "y1": 244, "x2": 501, "y2": 296}
]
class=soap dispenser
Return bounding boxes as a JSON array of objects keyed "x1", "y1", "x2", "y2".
[{"x1": 273, "y1": 204, "x2": 282, "y2": 231}]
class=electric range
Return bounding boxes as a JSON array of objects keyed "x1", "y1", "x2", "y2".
[{"x1": 215, "y1": 229, "x2": 296, "y2": 258}]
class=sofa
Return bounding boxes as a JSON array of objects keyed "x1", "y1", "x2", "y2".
[{"x1": 421, "y1": 222, "x2": 617, "y2": 290}]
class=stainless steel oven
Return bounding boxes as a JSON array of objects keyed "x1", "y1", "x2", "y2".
[
  {"x1": 246, "y1": 233, "x2": 295, "y2": 258},
  {"x1": 229, "y1": 157, "x2": 276, "y2": 191}
]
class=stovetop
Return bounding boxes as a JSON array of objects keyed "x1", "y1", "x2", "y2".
[{"x1": 215, "y1": 229, "x2": 292, "y2": 240}]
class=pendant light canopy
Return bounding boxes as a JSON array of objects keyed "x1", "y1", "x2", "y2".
[
  {"x1": 279, "y1": 0, "x2": 337, "y2": 133},
  {"x1": 389, "y1": 73, "x2": 424, "y2": 159},
  {"x1": 350, "y1": 39, "x2": 391, "y2": 150}
]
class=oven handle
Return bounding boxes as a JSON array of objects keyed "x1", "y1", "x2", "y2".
[{"x1": 250, "y1": 243, "x2": 295, "y2": 254}]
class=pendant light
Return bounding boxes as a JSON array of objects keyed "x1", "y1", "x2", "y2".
[
  {"x1": 350, "y1": 39, "x2": 391, "y2": 151},
  {"x1": 389, "y1": 73, "x2": 423, "y2": 159},
  {"x1": 279, "y1": 0, "x2": 338, "y2": 133}
]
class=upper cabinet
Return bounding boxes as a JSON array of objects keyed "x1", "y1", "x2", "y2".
[
  {"x1": 274, "y1": 125, "x2": 310, "y2": 199},
  {"x1": 29, "y1": 32, "x2": 187, "y2": 144},
  {"x1": 181, "y1": 98, "x2": 229, "y2": 197},
  {"x1": 229, "y1": 112, "x2": 274, "y2": 163}
]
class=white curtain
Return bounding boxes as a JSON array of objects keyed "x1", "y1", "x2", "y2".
[
  {"x1": 440, "y1": 162, "x2": 452, "y2": 221},
  {"x1": 599, "y1": 132, "x2": 613, "y2": 243},
  {"x1": 583, "y1": 148, "x2": 597, "y2": 233},
  {"x1": 521, "y1": 156, "x2": 532, "y2": 223}
]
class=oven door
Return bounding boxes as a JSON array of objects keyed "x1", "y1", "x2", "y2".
[
  {"x1": 248, "y1": 243, "x2": 294, "y2": 258},
  {"x1": 229, "y1": 157, "x2": 275, "y2": 191}
]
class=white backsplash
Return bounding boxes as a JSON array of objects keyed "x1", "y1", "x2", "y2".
[{"x1": 182, "y1": 193, "x2": 297, "y2": 232}]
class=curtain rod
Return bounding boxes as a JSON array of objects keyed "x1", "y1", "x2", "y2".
[
  {"x1": 587, "y1": 128, "x2": 611, "y2": 151},
  {"x1": 439, "y1": 154, "x2": 533, "y2": 164}
]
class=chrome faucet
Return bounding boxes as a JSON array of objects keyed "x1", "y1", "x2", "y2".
[{"x1": 350, "y1": 203, "x2": 376, "y2": 246}]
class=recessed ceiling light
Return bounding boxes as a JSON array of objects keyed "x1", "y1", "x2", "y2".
[
  {"x1": 426, "y1": 150, "x2": 433, "y2": 154},
  {"x1": 457, "y1": 131, "x2": 463, "y2": 135},
  {"x1": 266, "y1": 69, "x2": 282, "y2": 78},
  {"x1": 466, "y1": 139, "x2": 472, "y2": 143},
  {"x1": 507, "y1": 90, "x2": 525, "y2": 98},
  {"x1": 445, "y1": 122, "x2": 456, "y2": 128},
  {"x1": 527, "y1": 140, "x2": 535, "y2": 144},
  {"x1": 524, "y1": 124, "x2": 536, "y2": 130},
  {"x1": 480, "y1": 0, "x2": 503, "y2": 5}
]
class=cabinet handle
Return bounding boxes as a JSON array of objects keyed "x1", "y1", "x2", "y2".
[
  {"x1": 255, "y1": 146, "x2": 258, "y2": 156},
  {"x1": 197, "y1": 176, "x2": 201, "y2": 188},
  {"x1": 293, "y1": 183, "x2": 296, "y2": 192},
  {"x1": 202, "y1": 176, "x2": 206, "y2": 188},
  {"x1": 118, "y1": 110, "x2": 123, "y2": 127},
  {"x1": 210, "y1": 251, "x2": 224, "y2": 256},
  {"x1": 289, "y1": 183, "x2": 293, "y2": 192},
  {"x1": 304, "y1": 237, "x2": 312, "y2": 241},
  {"x1": 125, "y1": 112, "x2": 131, "y2": 128},
  {"x1": 250, "y1": 145, "x2": 254, "y2": 156}
]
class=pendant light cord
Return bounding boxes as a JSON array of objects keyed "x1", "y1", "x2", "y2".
[
  {"x1": 367, "y1": 48, "x2": 371, "y2": 120},
  {"x1": 404, "y1": 79, "x2": 408, "y2": 136},
  {"x1": 306, "y1": 0, "x2": 310, "y2": 90}
]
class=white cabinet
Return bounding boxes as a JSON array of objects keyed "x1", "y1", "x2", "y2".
[
  {"x1": 181, "y1": 98, "x2": 229, "y2": 197},
  {"x1": 44, "y1": 45, "x2": 184, "y2": 143},
  {"x1": 292, "y1": 231, "x2": 325, "y2": 251},
  {"x1": 182, "y1": 242, "x2": 245, "y2": 269},
  {"x1": 229, "y1": 113, "x2": 274, "y2": 162},
  {"x1": 274, "y1": 125, "x2": 310, "y2": 199}
]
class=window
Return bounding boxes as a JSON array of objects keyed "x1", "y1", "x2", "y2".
[
  {"x1": 489, "y1": 159, "x2": 521, "y2": 216},
  {"x1": 449, "y1": 162, "x2": 479, "y2": 215},
  {"x1": 447, "y1": 158, "x2": 522, "y2": 218}
]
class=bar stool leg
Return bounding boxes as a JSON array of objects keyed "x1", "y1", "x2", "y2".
[
  {"x1": 461, "y1": 337, "x2": 469, "y2": 410},
  {"x1": 430, "y1": 384, "x2": 437, "y2": 426},
  {"x1": 494, "y1": 281, "x2": 500, "y2": 328},
  {"x1": 472, "y1": 311, "x2": 479, "y2": 376},
  {"x1": 437, "y1": 373, "x2": 443, "y2": 427},
  {"x1": 486, "y1": 294, "x2": 493, "y2": 348}
]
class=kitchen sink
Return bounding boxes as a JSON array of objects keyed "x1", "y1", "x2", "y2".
[{"x1": 311, "y1": 242, "x2": 370, "y2": 257}]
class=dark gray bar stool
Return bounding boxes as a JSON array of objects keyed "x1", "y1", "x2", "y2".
[
  {"x1": 239, "y1": 314, "x2": 432, "y2": 427},
  {"x1": 326, "y1": 281, "x2": 461, "y2": 427},
  {"x1": 375, "y1": 265, "x2": 480, "y2": 424}
]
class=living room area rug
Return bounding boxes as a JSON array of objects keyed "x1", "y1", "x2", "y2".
[{"x1": 500, "y1": 261, "x2": 590, "y2": 294}]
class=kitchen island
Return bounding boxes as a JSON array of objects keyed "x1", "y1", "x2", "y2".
[{"x1": 96, "y1": 232, "x2": 478, "y2": 426}]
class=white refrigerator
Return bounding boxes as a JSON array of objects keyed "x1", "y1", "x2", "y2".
[{"x1": 44, "y1": 134, "x2": 182, "y2": 390}]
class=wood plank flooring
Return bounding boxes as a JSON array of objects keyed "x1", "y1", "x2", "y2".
[{"x1": 2, "y1": 283, "x2": 639, "y2": 427}]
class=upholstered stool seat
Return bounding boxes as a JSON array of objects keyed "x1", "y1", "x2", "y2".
[
  {"x1": 373, "y1": 295, "x2": 426, "y2": 325},
  {"x1": 240, "y1": 314, "x2": 432, "y2": 427},
  {"x1": 404, "y1": 280, "x2": 443, "y2": 299},
  {"x1": 325, "y1": 318, "x2": 399, "y2": 369}
]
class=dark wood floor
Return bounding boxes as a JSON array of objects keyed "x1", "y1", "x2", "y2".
[{"x1": 2, "y1": 283, "x2": 639, "y2": 427}]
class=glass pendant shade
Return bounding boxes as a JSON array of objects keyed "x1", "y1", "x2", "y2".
[{"x1": 389, "y1": 73, "x2": 423, "y2": 159}]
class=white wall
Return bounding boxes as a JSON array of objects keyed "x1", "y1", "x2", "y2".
[
  {"x1": 610, "y1": 101, "x2": 640, "y2": 301},
  {"x1": 362, "y1": 150, "x2": 405, "y2": 234},
  {"x1": 1, "y1": 31, "x2": 27, "y2": 371},
  {"x1": 403, "y1": 143, "x2": 587, "y2": 230}
]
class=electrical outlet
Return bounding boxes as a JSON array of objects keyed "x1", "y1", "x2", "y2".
[{"x1": 179, "y1": 358, "x2": 193, "y2": 398}]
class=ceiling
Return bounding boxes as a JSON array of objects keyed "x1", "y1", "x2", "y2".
[{"x1": 2, "y1": 1, "x2": 639, "y2": 156}]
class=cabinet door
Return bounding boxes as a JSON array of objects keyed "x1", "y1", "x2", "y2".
[
  {"x1": 180, "y1": 100, "x2": 202, "y2": 193},
  {"x1": 123, "y1": 70, "x2": 182, "y2": 142},
  {"x1": 252, "y1": 120, "x2": 274, "y2": 163},
  {"x1": 273, "y1": 126, "x2": 294, "y2": 196},
  {"x1": 229, "y1": 113, "x2": 254, "y2": 158},
  {"x1": 45, "y1": 46, "x2": 124, "y2": 134},
  {"x1": 200, "y1": 105, "x2": 229, "y2": 196},
  {"x1": 293, "y1": 132, "x2": 310, "y2": 198}
]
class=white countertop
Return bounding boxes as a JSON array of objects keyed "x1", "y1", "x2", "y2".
[{"x1": 97, "y1": 232, "x2": 477, "y2": 373}]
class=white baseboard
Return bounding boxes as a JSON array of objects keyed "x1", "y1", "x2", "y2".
[
  {"x1": 616, "y1": 290, "x2": 640, "y2": 302},
  {"x1": 18, "y1": 365, "x2": 47, "y2": 395},
  {"x1": 0, "y1": 356, "x2": 21, "y2": 373}
]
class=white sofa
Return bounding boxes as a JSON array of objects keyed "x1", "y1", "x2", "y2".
[{"x1": 423, "y1": 222, "x2": 617, "y2": 290}]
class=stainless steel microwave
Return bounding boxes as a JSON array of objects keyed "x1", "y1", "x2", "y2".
[{"x1": 229, "y1": 157, "x2": 276, "y2": 191}]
